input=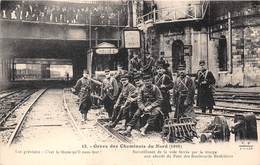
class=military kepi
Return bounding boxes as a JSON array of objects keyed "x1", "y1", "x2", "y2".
[{"x1": 199, "y1": 60, "x2": 206, "y2": 65}]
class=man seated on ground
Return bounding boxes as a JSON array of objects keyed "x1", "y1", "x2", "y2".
[
  {"x1": 121, "y1": 74, "x2": 163, "y2": 136},
  {"x1": 109, "y1": 73, "x2": 138, "y2": 129}
]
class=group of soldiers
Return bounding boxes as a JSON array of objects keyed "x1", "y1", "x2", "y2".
[{"x1": 72, "y1": 52, "x2": 216, "y2": 137}]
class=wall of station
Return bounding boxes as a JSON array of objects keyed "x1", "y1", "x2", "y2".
[{"x1": 138, "y1": 1, "x2": 260, "y2": 87}]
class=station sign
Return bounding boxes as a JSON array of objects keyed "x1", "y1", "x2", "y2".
[
  {"x1": 122, "y1": 29, "x2": 141, "y2": 49},
  {"x1": 96, "y1": 48, "x2": 118, "y2": 55},
  {"x1": 95, "y1": 42, "x2": 118, "y2": 55}
]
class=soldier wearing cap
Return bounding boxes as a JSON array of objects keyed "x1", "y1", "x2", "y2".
[
  {"x1": 195, "y1": 60, "x2": 216, "y2": 113},
  {"x1": 119, "y1": 74, "x2": 149, "y2": 136},
  {"x1": 101, "y1": 68, "x2": 119, "y2": 119},
  {"x1": 109, "y1": 73, "x2": 138, "y2": 129},
  {"x1": 72, "y1": 69, "x2": 92, "y2": 122},
  {"x1": 114, "y1": 64, "x2": 126, "y2": 99},
  {"x1": 156, "y1": 57, "x2": 173, "y2": 80},
  {"x1": 129, "y1": 53, "x2": 142, "y2": 75},
  {"x1": 173, "y1": 70, "x2": 195, "y2": 121},
  {"x1": 143, "y1": 52, "x2": 155, "y2": 77},
  {"x1": 137, "y1": 74, "x2": 163, "y2": 135},
  {"x1": 154, "y1": 64, "x2": 174, "y2": 118}
]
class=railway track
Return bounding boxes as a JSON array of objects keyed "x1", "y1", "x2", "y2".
[
  {"x1": 6, "y1": 89, "x2": 48, "y2": 146},
  {"x1": 6, "y1": 88, "x2": 89, "y2": 146},
  {"x1": 195, "y1": 91, "x2": 260, "y2": 106},
  {"x1": 62, "y1": 88, "x2": 259, "y2": 144},
  {"x1": 0, "y1": 89, "x2": 22, "y2": 99},
  {"x1": 63, "y1": 88, "x2": 131, "y2": 143},
  {"x1": 0, "y1": 89, "x2": 38, "y2": 125},
  {"x1": 96, "y1": 118, "x2": 131, "y2": 143}
]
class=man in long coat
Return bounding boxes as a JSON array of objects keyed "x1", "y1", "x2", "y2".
[
  {"x1": 173, "y1": 70, "x2": 195, "y2": 121},
  {"x1": 154, "y1": 64, "x2": 173, "y2": 118},
  {"x1": 101, "y1": 68, "x2": 119, "y2": 119},
  {"x1": 72, "y1": 69, "x2": 92, "y2": 122},
  {"x1": 195, "y1": 60, "x2": 216, "y2": 113}
]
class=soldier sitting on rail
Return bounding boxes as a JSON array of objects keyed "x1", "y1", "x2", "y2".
[
  {"x1": 119, "y1": 73, "x2": 144, "y2": 136},
  {"x1": 127, "y1": 74, "x2": 163, "y2": 136},
  {"x1": 173, "y1": 70, "x2": 196, "y2": 122},
  {"x1": 109, "y1": 73, "x2": 138, "y2": 129},
  {"x1": 71, "y1": 69, "x2": 92, "y2": 122}
]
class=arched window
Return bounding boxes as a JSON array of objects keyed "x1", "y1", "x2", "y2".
[
  {"x1": 218, "y1": 35, "x2": 228, "y2": 71},
  {"x1": 172, "y1": 40, "x2": 185, "y2": 72}
]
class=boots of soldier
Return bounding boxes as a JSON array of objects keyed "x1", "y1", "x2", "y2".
[
  {"x1": 140, "y1": 124, "x2": 149, "y2": 136},
  {"x1": 119, "y1": 126, "x2": 132, "y2": 137},
  {"x1": 108, "y1": 121, "x2": 117, "y2": 128},
  {"x1": 116, "y1": 119, "x2": 126, "y2": 130},
  {"x1": 201, "y1": 107, "x2": 206, "y2": 113},
  {"x1": 81, "y1": 114, "x2": 87, "y2": 122},
  {"x1": 209, "y1": 109, "x2": 213, "y2": 114}
]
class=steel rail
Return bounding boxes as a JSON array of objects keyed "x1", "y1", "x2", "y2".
[
  {"x1": 7, "y1": 89, "x2": 48, "y2": 146},
  {"x1": 0, "y1": 89, "x2": 22, "y2": 100},
  {"x1": 62, "y1": 89, "x2": 85, "y2": 139},
  {"x1": 194, "y1": 110, "x2": 260, "y2": 121},
  {"x1": 96, "y1": 118, "x2": 131, "y2": 143},
  {"x1": 0, "y1": 92, "x2": 31, "y2": 126}
]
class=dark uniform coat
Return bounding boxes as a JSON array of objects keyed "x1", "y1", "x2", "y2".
[
  {"x1": 138, "y1": 84, "x2": 163, "y2": 129},
  {"x1": 138, "y1": 84, "x2": 163, "y2": 112},
  {"x1": 154, "y1": 73, "x2": 173, "y2": 117},
  {"x1": 195, "y1": 69, "x2": 216, "y2": 108},
  {"x1": 143, "y1": 56, "x2": 155, "y2": 76},
  {"x1": 112, "y1": 82, "x2": 137, "y2": 124},
  {"x1": 101, "y1": 77, "x2": 119, "y2": 101},
  {"x1": 173, "y1": 76, "x2": 195, "y2": 120},
  {"x1": 101, "y1": 76, "x2": 119, "y2": 118},
  {"x1": 73, "y1": 77, "x2": 92, "y2": 114},
  {"x1": 129, "y1": 57, "x2": 142, "y2": 73}
]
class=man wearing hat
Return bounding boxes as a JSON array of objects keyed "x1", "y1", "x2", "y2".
[
  {"x1": 143, "y1": 52, "x2": 155, "y2": 77},
  {"x1": 136, "y1": 74, "x2": 163, "y2": 135},
  {"x1": 114, "y1": 64, "x2": 127, "y2": 99},
  {"x1": 195, "y1": 60, "x2": 216, "y2": 113},
  {"x1": 129, "y1": 52, "x2": 142, "y2": 75},
  {"x1": 173, "y1": 70, "x2": 196, "y2": 121},
  {"x1": 109, "y1": 73, "x2": 138, "y2": 129},
  {"x1": 119, "y1": 73, "x2": 145, "y2": 136},
  {"x1": 154, "y1": 64, "x2": 174, "y2": 118},
  {"x1": 72, "y1": 69, "x2": 92, "y2": 122},
  {"x1": 101, "y1": 68, "x2": 119, "y2": 119}
]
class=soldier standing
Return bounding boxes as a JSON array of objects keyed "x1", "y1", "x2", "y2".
[
  {"x1": 114, "y1": 64, "x2": 126, "y2": 98},
  {"x1": 109, "y1": 74, "x2": 138, "y2": 129},
  {"x1": 129, "y1": 52, "x2": 142, "y2": 74},
  {"x1": 143, "y1": 52, "x2": 155, "y2": 77},
  {"x1": 195, "y1": 60, "x2": 216, "y2": 113},
  {"x1": 173, "y1": 70, "x2": 195, "y2": 121},
  {"x1": 101, "y1": 68, "x2": 119, "y2": 119},
  {"x1": 72, "y1": 69, "x2": 92, "y2": 122},
  {"x1": 154, "y1": 64, "x2": 173, "y2": 118}
]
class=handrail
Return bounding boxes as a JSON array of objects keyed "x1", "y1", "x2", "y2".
[{"x1": 137, "y1": 1, "x2": 209, "y2": 25}]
